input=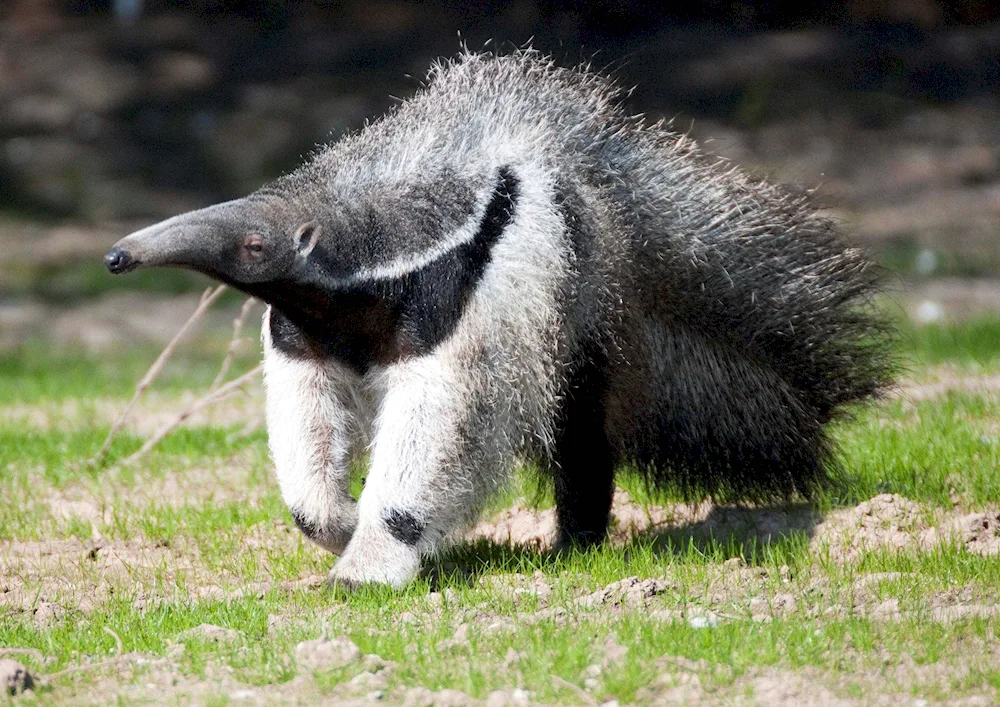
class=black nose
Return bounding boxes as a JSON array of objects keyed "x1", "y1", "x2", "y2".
[{"x1": 104, "y1": 246, "x2": 133, "y2": 274}]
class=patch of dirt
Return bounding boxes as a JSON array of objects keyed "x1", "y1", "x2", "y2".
[
  {"x1": 468, "y1": 489, "x2": 1000, "y2": 571},
  {"x1": 0, "y1": 537, "x2": 183, "y2": 617},
  {"x1": 49, "y1": 451, "x2": 269, "y2": 511},
  {"x1": 43, "y1": 659, "x2": 337, "y2": 706},
  {"x1": 294, "y1": 636, "x2": 361, "y2": 672},
  {"x1": 19, "y1": 454, "x2": 275, "y2": 543},
  {"x1": 0, "y1": 518, "x2": 323, "y2": 624},
  {"x1": 476, "y1": 572, "x2": 552, "y2": 605},
  {"x1": 465, "y1": 490, "x2": 711, "y2": 549},
  {"x1": 812, "y1": 493, "x2": 939, "y2": 561},
  {"x1": 466, "y1": 490, "x2": 813, "y2": 556},
  {"x1": 951, "y1": 511, "x2": 1000, "y2": 556},
  {"x1": 466, "y1": 504, "x2": 557, "y2": 549},
  {"x1": 637, "y1": 658, "x2": 999, "y2": 705},
  {"x1": 576, "y1": 576, "x2": 671, "y2": 609},
  {"x1": 737, "y1": 668, "x2": 858, "y2": 706},
  {"x1": 176, "y1": 624, "x2": 244, "y2": 643}
]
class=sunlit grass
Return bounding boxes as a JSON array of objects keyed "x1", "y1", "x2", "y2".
[{"x1": 1, "y1": 315, "x2": 999, "y2": 702}]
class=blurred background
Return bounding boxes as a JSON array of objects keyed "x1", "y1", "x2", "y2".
[{"x1": 2, "y1": 0, "x2": 1000, "y2": 351}]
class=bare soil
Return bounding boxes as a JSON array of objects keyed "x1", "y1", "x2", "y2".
[{"x1": 467, "y1": 490, "x2": 1000, "y2": 564}]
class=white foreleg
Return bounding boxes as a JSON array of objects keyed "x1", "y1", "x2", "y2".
[
  {"x1": 327, "y1": 352, "x2": 502, "y2": 588},
  {"x1": 262, "y1": 309, "x2": 364, "y2": 555}
]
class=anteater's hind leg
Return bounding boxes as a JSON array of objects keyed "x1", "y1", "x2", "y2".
[{"x1": 552, "y1": 356, "x2": 615, "y2": 549}]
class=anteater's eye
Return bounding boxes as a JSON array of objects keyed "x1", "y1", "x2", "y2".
[{"x1": 243, "y1": 234, "x2": 264, "y2": 257}]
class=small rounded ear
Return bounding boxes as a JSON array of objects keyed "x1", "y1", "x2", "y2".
[{"x1": 294, "y1": 221, "x2": 320, "y2": 257}]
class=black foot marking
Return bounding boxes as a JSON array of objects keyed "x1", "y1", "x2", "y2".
[
  {"x1": 291, "y1": 510, "x2": 321, "y2": 541},
  {"x1": 383, "y1": 509, "x2": 424, "y2": 546}
]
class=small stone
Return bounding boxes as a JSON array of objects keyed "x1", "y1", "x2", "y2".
[
  {"x1": 687, "y1": 613, "x2": 719, "y2": 629},
  {"x1": 584, "y1": 678, "x2": 600, "y2": 691},
  {"x1": 403, "y1": 687, "x2": 472, "y2": 706},
  {"x1": 176, "y1": 624, "x2": 243, "y2": 643},
  {"x1": 600, "y1": 701, "x2": 620, "y2": 707},
  {"x1": 1, "y1": 659, "x2": 34, "y2": 695},
  {"x1": 503, "y1": 647, "x2": 520, "y2": 668},
  {"x1": 403, "y1": 687, "x2": 434, "y2": 707},
  {"x1": 32, "y1": 601, "x2": 64, "y2": 627},
  {"x1": 440, "y1": 689, "x2": 476, "y2": 706},
  {"x1": 295, "y1": 636, "x2": 361, "y2": 672},
  {"x1": 749, "y1": 596, "x2": 770, "y2": 621},
  {"x1": 266, "y1": 613, "x2": 286, "y2": 635},
  {"x1": 366, "y1": 690, "x2": 385, "y2": 702},
  {"x1": 435, "y1": 623, "x2": 471, "y2": 652},
  {"x1": 485, "y1": 690, "x2": 511, "y2": 707},
  {"x1": 872, "y1": 598, "x2": 901, "y2": 620},
  {"x1": 773, "y1": 593, "x2": 797, "y2": 614},
  {"x1": 577, "y1": 576, "x2": 669, "y2": 608},
  {"x1": 362, "y1": 654, "x2": 392, "y2": 672},
  {"x1": 600, "y1": 636, "x2": 628, "y2": 667},
  {"x1": 510, "y1": 688, "x2": 531, "y2": 704},
  {"x1": 585, "y1": 663, "x2": 602, "y2": 677},
  {"x1": 350, "y1": 671, "x2": 389, "y2": 691},
  {"x1": 426, "y1": 592, "x2": 443, "y2": 606}
]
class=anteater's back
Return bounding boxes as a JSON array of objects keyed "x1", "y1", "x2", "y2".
[{"x1": 316, "y1": 51, "x2": 895, "y2": 500}]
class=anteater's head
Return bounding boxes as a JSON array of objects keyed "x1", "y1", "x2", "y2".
[
  {"x1": 104, "y1": 190, "x2": 322, "y2": 290},
  {"x1": 103, "y1": 165, "x2": 516, "y2": 340}
]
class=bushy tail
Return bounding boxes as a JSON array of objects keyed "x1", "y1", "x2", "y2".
[{"x1": 629, "y1": 182, "x2": 895, "y2": 501}]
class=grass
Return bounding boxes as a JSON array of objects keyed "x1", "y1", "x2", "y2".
[
  {"x1": 0, "y1": 335, "x2": 261, "y2": 404},
  {"x1": 1, "y1": 316, "x2": 1000, "y2": 703},
  {"x1": 834, "y1": 392, "x2": 1000, "y2": 506},
  {"x1": 896, "y1": 313, "x2": 1000, "y2": 368}
]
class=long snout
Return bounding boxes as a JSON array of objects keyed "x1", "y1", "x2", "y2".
[
  {"x1": 103, "y1": 200, "x2": 243, "y2": 276},
  {"x1": 103, "y1": 212, "x2": 197, "y2": 275}
]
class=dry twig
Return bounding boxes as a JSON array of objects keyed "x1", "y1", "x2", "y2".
[
  {"x1": 120, "y1": 363, "x2": 263, "y2": 466},
  {"x1": 103, "y1": 626, "x2": 123, "y2": 657},
  {"x1": 210, "y1": 297, "x2": 257, "y2": 392},
  {"x1": 90, "y1": 285, "x2": 227, "y2": 465},
  {"x1": 40, "y1": 655, "x2": 167, "y2": 685}
]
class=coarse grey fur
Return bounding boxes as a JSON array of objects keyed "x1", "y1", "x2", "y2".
[{"x1": 105, "y1": 50, "x2": 895, "y2": 588}]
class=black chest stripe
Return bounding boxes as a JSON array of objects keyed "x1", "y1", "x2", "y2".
[{"x1": 268, "y1": 167, "x2": 520, "y2": 372}]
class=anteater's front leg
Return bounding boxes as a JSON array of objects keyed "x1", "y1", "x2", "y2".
[
  {"x1": 328, "y1": 354, "x2": 503, "y2": 588},
  {"x1": 262, "y1": 310, "x2": 362, "y2": 555}
]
